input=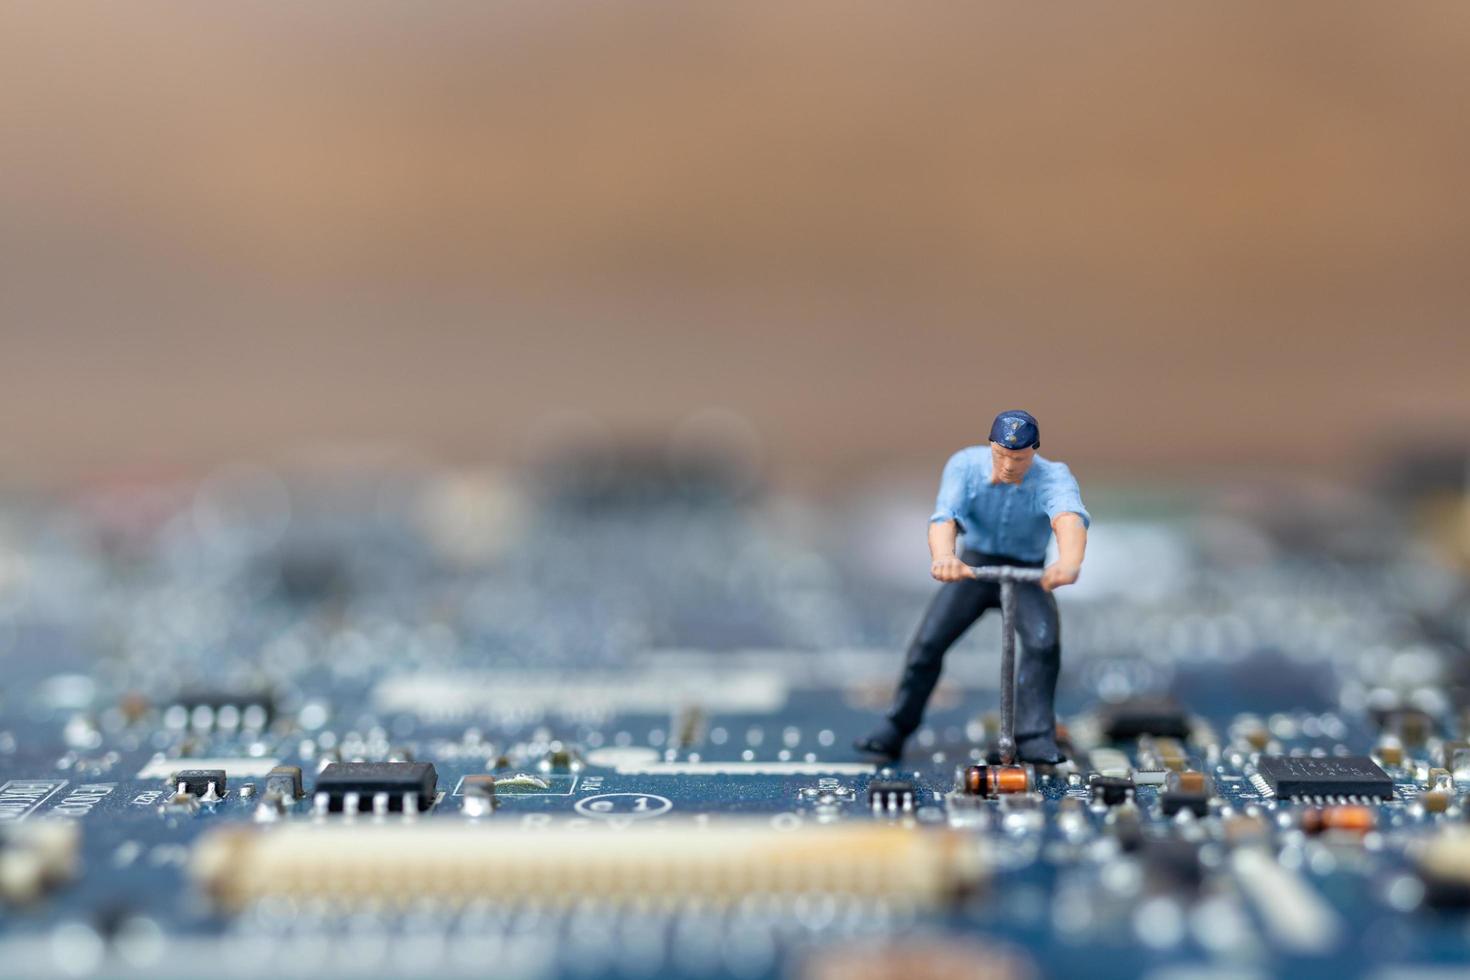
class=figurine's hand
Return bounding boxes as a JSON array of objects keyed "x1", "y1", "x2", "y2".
[
  {"x1": 931, "y1": 556, "x2": 974, "y2": 582},
  {"x1": 1040, "y1": 562, "x2": 1080, "y2": 592}
]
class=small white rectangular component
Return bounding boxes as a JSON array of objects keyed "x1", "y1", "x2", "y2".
[
  {"x1": 1232, "y1": 847, "x2": 1341, "y2": 953},
  {"x1": 136, "y1": 757, "x2": 281, "y2": 780},
  {"x1": 1089, "y1": 748, "x2": 1132, "y2": 777},
  {"x1": 373, "y1": 671, "x2": 788, "y2": 721},
  {"x1": 1132, "y1": 769, "x2": 1168, "y2": 785}
]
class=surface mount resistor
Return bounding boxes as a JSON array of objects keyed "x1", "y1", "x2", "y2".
[{"x1": 1301, "y1": 806, "x2": 1375, "y2": 835}]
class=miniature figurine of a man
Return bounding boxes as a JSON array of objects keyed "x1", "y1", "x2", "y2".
[{"x1": 856, "y1": 410, "x2": 1089, "y2": 763}]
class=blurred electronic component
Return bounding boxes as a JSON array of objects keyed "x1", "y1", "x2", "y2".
[
  {"x1": 1417, "y1": 832, "x2": 1470, "y2": 907},
  {"x1": 312, "y1": 762, "x2": 438, "y2": 814},
  {"x1": 0, "y1": 823, "x2": 79, "y2": 905},
  {"x1": 1141, "y1": 839, "x2": 1203, "y2": 894},
  {"x1": 1146, "y1": 737, "x2": 1189, "y2": 771},
  {"x1": 673, "y1": 706, "x2": 706, "y2": 749},
  {"x1": 167, "y1": 690, "x2": 275, "y2": 731},
  {"x1": 1232, "y1": 848, "x2": 1340, "y2": 953},
  {"x1": 171, "y1": 770, "x2": 226, "y2": 801},
  {"x1": 1300, "y1": 805, "x2": 1375, "y2": 835},
  {"x1": 271, "y1": 548, "x2": 351, "y2": 604},
  {"x1": 868, "y1": 779, "x2": 916, "y2": 814},
  {"x1": 1374, "y1": 739, "x2": 1405, "y2": 767},
  {"x1": 1174, "y1": 770, "x2": 1207, "y2": 794},
  {"x1": 263, "y1": 765, "x2": 303, "y2": 800},
  {"x1": 540, "y1": 745, "x2": 580, "y2": 773},
  {"x1": 1243, "y1": 725, "x2": 1271, "y2": 750},
  {"x1": 1223, "y1": 814, "x2": 1270, "y2": 844},
  {"x1": 192, "y1": 822, "x2": 982, "y2": 910},
  {"x1": 1090, "y1": 776, "x2": 1133, "y2": 806},
  {"x1": 800, "y1": 938, "x2": 1033, "y2": 980},
  {"x1": 962, "y1": 765, "x2": 1029, "y2": 797},
  {"x1": 1441, "y1": 740, "x2": 1470, "y2": 775},
  {"x1": 1160, "y1": 790, "x2": 1208, "y2": 818},
  {"x1": 1375, "y1": 708, "x2": 1435, "y2": 745},
  {"x1": 461, "y1": 774, "x2": 497, "y2": 815},
  {"x1": 1101, "y1": 698, "x2": 1190, "y2": 741},
  {"x1": 1088, "y1": 748, "x2": 1132, "y2": 777},
  {"x1": 1422, "y1": 789, "x2": 1452, "y2": 813},
  {"x1": 1256, "y1": 756, "x2": 1393, "y2": 802}
]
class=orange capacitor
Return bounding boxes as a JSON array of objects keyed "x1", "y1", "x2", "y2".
[
  {"x1": 963, "y1": 765, "x2": 1029, "y2": 796},
  {"x1": 1301, "y1": 805, "x2": 1375, "y2": 835},
  {"x1": 1175, "y1": 770, "x2": 1206, "y2": 794}
]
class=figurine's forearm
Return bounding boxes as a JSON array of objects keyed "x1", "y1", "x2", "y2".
[
  {"x1": 1052, "y1": 513, "x2": 1087, "y2": 572},
  {"x1": 927, "y1": 521, "x2": 973, "y2": 581},
  {"x1": 928, "y1": 520, "x2": 960, "y2": 561}
]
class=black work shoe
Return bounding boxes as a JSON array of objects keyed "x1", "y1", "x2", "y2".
[
  {"x1": 853, "y1": 721, "x2": 907, "y2": 760},
  {"x1": 1016, "y1": 731, "x2": 1065, "y2": 764}
]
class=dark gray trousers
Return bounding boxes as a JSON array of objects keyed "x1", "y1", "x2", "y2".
[{"x1": 886, "y1": 550, "x2": 1061, "y2": 739}]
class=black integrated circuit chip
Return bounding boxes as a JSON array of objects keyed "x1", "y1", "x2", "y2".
[
  {"x1": 313, "y1": 762, "x2": 438, "y2": 812},
  {"x1": 1090, "y1": 776, "x2": 1133, "y2": 806},
  {"x1": 1160, "y1": 790, "x2": 1208, "y2": 817},
  {"x1": 172, "y1": 769, "x2": 226, "y2": 797},
  {"x1": 1257, "y1": 755, "x2": 1393, "y2": 800},
  {"x1": 1102, "y1": 698, "x2": 1191, "y2": 740}
]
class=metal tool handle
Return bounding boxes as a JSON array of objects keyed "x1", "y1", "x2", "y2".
[
  {"x1": 964, "y1": 564, "x2": 1044, "y2": 763},
  {"x1": 966, "y1": 564, "x2": 1044, "y2": 583}
]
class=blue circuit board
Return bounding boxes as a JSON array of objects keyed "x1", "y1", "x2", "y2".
[{"x1": 0, "y1": 462, "x2": 1467, "y2": 978}]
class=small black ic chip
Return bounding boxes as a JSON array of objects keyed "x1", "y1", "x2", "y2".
[
  {"x1": 314, "y1": 762, "x2": 438, "y2": 812},
  {"x1": 1257, "y1": 755, "x2": 1393, "y2": 801},
  {"x1": 1091, "y1": 776, "x2": 1133, "y2": 806},
  {"x1": 1102, "y1": 698, "x2": 1191, "y2": 741},
  {"x1": 173, "y1": 769, "x2": 226, "y2": 798},
  {"x1": 1160, "y1": 790, "x2": 1208, "y2": 817},
  {"x1": 264, "y1": 765, "x2": 303, "y2": 800}
]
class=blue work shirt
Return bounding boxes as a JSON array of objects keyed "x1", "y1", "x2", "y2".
[{"x1": 928, "y1": 446, "x2": 1090, "y2": 563}]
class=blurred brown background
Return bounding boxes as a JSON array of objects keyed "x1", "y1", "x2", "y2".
[{"x1": 2, "y1": 2, "x2": 1467, "y2": 486}]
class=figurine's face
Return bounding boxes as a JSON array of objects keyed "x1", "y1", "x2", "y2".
[{"x1": 989, "y1": 442, "x2": 1035, "y2": 484}]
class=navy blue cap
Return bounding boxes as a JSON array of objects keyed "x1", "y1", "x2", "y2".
[{"x1": 989, "y1": 410, "x2": 1040, "y2": 450}]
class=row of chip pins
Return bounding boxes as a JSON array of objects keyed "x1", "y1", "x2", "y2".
[
  {"x1": 867, "y1": 782, "x2": 915, "y2": 815},
  {"x1": 163, "y1": 702, "x2": 271, "y2": 733},
  {"x1": 174, "y1": 778, "x2": 223, "y2": 804},
  {"x1": 869, "y1": 793, "x2": 914, "y2": 815},
  {"x1": 310, "y1": 790, "x2": 422, "y2": 816}
]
